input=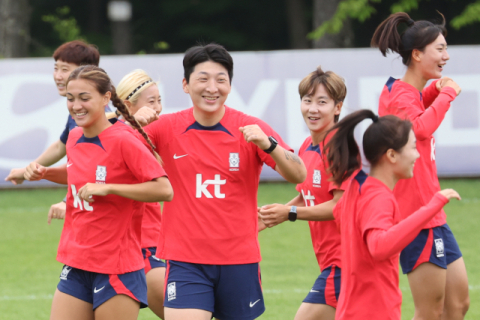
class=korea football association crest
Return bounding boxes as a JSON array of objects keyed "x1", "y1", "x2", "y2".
[
  {"x1": 434, "y1": 238, "x2": 444, "y2": 257},
  {"x1": 96, "y1": 165, "x2": 107, "y2": 184},
  {"x1": 60, "y1": 265, "x2": 72, "y2": 280},
  {"x1": 229, "y1": 152, "x2": 240, "y2": 171},
  {"x1": 313, "y1": 169, "x2": 321, "y2": 187}
]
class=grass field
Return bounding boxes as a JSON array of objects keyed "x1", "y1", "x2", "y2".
[{"x1": 0, "y1": 180, "x2": 479, "y2": 319}]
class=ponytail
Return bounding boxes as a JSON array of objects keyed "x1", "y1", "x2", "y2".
[
  {"x1": 371, "y1": 12, "x2": 447, "y2": 66},
  {"x1": 325, "y1": 110, "x2": 412, "y2": 186}
]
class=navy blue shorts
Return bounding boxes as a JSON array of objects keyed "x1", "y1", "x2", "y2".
[
  {"x1": 57, "y1": 265, "x2": 148, "y2": 310},
  {"x1": 142, "y1": 247, "x2": 166, "y2": 274},
  {"x1": 303, "y1": 265, "x2": 341, "y2": 308},
  {"x1": 400, "y1": 224, "x2": 462, "y2": 274},
  {"x1": 164, "y1": 260, "x2": 265, "y2": 320}
]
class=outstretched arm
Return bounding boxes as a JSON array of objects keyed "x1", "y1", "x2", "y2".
[
  {"x1": 366, "y1": 190, "x2": 459, "y2": 261},
  {"x1": 24, "y1": 162, "x2": 68, "y2": 184}
]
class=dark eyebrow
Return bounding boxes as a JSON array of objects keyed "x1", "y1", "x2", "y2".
[
  {"x1": 437, "y1": 43, "x2": 446, "y2": 48},
  {"x1": 79, "y1": 92, "x2": 91, "y2": 96},
  {"x1": 198, "y1": 71, "x2": 228, "y2": 76}
]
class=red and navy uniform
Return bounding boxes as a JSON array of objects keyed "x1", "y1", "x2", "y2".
[
  {"x1": 378, "y1": 78, "x2": 462, "y2": 273},
  {"x1": 57, "y1": 120, "x2": 167, "y2": 309},
  {"x1": 142, "y1": 106, "x2": 292, "y2": 319},
  {"x1": 333, "y1": 170, "x2": 449, "y2": 320},
  {"x1": 295, "y1": 136, "x2": 343, "y2": 308}
]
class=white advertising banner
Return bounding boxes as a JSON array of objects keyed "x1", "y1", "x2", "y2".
[{"x1": 1, "y1": 46, "x2": 479, "y2": 187}]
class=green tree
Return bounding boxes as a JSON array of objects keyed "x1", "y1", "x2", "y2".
[{"x1": 42, "y1": 6, "x2": 83, "y2": 43}]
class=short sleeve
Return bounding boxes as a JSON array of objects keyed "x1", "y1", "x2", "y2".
[
  {"x1": 59, "y1": 115, "x2": 72, "y2": 144},
  {"x1": 121, "y1": 133, "x2": 167, "y2": 183},
  {"x1": 358, "y1": 194, "x2": 397, "y2": 239}
]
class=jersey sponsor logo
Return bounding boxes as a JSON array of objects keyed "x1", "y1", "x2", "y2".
[
  {"x1": 173, "y1": 154, "x2": 188, "y2": 159},
  {"x1": 196, "y1": 174, "x2": 226, "y2": 199},
  {"x1": 167, "y1": 282, "x2": 176, "y2": 301},
  {"x1": 94, "y1": 286, "x2": 105, "y2": 293},
  {"x1": 249, "y1": 299, "x2": 261, "y2": 307},
  {"x1": 71, "y1": 184, "x2": 94, "y2": 212},
  {"x1": 229, "y1": 153, "x2": 240, "y2": 171},
  {"x1": 434, "y1": 238, "x2": 444, "y2": 257},
  {"x1": 96, "y1": 165, "x2": 107, "y2": 183},
  {"x1": 431, "y1": 137, "x2": 436, "y2": 161},
  {"x1": 60, "y1": 266, "x2": 72, "y2": 280},
  {"x1": 301, "y1": 189, "x2": 315, "y2": 207},
  {"x1": 313, "y1": 169, "x2": 321, "y2": 187}
]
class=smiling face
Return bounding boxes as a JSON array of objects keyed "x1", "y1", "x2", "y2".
[
  {"x1": 66, "y1": 79, "x2": 110, "y2": 129},
  {"x1": 392, "y1": 130, "x2": 420, "y2": 179},
  {"x1": 54, "y1": 60, "x2": 79, "y2": 96},
  {"x1": 182, "y1": 61, "x2": 231, "y2": 121},
  {"x1": 300, "y1": 84, "x2": 341, "y2": 138},
  {"x1": 414, "y1": 33, "x2": 449, "y2": 80},
  {"x1": 129, "y1": 84, "x2": 162, "y2": 116}
]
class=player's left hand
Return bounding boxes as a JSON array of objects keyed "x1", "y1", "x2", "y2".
[
  {"x1": 258, "y1": 203, "x2": 289, "y2": 228},
  {"x1": 78, "y1": 183, "x2": 109, "y2": 203},
  {"x1": 239, "y1": 125, "x2": 270, "y2": 150}
]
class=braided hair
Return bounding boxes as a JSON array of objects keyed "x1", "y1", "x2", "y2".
[{"x1": 67, "y1": 65, "x2": 162, "y2": 163}]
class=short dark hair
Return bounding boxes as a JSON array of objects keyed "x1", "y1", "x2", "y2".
[
  {"x1": 53, "y1": 40, "x2": 100, "y2": 66},
  {"x1": 183, "y1": 43, "x2": 234, "y2": 83},
  {"x1": 371, "y1": 12, "x2": 447, "y2": 66}
]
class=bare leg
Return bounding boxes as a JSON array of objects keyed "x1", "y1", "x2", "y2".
[
  {"x1": 408, "y1": 262, "x2": 446, "y2": 320},
  {"x1": 441, "y1": 258, "x2": 469, "y2": 320},
  {"x1": 164, "y1": 307, "x2": 212, "y2": 320},
  {"x1": 294, "y1": 302, "x2": 336, "y2": 320},
  {"x1": 95, "y1": 294, "x2": 140, "y2": 320},
  {"x1": 147, "y1": 267, "x2": 166, "y2": 319},
  {"x1": 50, "y1": 289, "x2": 94, "y2": 320}
]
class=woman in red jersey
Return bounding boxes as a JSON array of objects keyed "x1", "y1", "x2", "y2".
[
  {"x1": 116, "y1": 69, "x2": 165, "y2": 319},
  {"x1": 324, "y1": 109, "x2": 460, "y2": 320},
  {"x1": 259, "y1": 67, "x2": 346, "y2": 320},
  {"x1": 24, "y1": 65, "x2": 173, "y2": 320},
  {"x1": 372, "y1": 12, "x2": 468, "y2": 319}
]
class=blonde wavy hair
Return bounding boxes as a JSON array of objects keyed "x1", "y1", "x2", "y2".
[{"x1": 116, "y1": 69, "x2": 158, "y2": 104}]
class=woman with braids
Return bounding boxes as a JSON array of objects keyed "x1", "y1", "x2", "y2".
[
  {"x1": 116, "y1": 69, "x2": 165, "y2": 319},
  {"x1": 258, "y1": 67, "x2": 346, "y2": 320},
  {"x1": 24, "y1": 65, "x2": 173, "y2": 320},
  {"x1": 326, "y1": 110, "x2": 460, "y2": 320},
  {"x1": 371, "y1": 12, "x2": 468, "y2": 319}
]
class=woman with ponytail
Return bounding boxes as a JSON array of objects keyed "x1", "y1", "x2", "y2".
[
  {"x1": 259, "y1": 67, "x2": 346, "y2": 320},
  {"x1": 372, "y1": 12, "x2": 469, "y2": 319},
  {"x1": 326, "y1": 110, "x2": 460, "y2": 320},
  {"x1": 24, "y1": 65, "x2": 173, "y2": 320},
  {"x1": 116, "y1": 69, "x2": 165, "y2": 319}
]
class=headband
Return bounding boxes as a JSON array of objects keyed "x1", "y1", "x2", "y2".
[{"x1": 126, "y1": 80, "x2": 153, "y2": 100}]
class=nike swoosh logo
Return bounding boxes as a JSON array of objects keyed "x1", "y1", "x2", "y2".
[
  {"x1": 173, "y1": 154, "x2": 188, "y2": 159},
  {"x1": 67, "y1": 163, "x2": 73, "y2": 167},
  {"x1": 310, "y1": 289, "x2": 320, "y2": 293},
  {"x1": 249, "y1": 299, "x2": 261, "y2": 307},
  {"x1": 94, "y1": 286, "x2": 105, "y2": 293}
]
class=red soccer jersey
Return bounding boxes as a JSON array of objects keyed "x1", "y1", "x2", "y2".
[
  {"x1": 295, "y1": 135, "x2": 343, "y2": 271},
  {"x1": 59, "y1": 121, "x2": 167, "y2": 274},
  {"x1": 333, "y1": 170, "x2": 402, "y2": 320},
  {"x1": 378, "y1": 77, "x2": 456, "y2": 228},
  {"x1": 141, "y1": 202, "x2": 162, "y2": 248},
  {"x1": 143, "y1": 106, "x2": 293, "y2": 265}
]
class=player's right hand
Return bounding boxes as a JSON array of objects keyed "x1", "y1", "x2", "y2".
[
  {"x1": 133, "y1": 106, "x2": 159, "y2": 126},
  {"x1": 24, "y1": 162, "x2": 47, "y2": 181},
  {"x1": 5, "y1": 168, "x2": 26, "y2": 185},
  {"x1": 438, "y1": 189, "x2": 461, "y2": 201},
  {"x1": 48, "y1": 201, "x2": 66, "y2": 224},
  {"x1": 441, "y1": 79, "x2": 461, "y2": 96}
]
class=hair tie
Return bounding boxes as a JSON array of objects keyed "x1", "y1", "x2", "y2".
[
  {"x1": 126, "y1": 80, "x2": 153, "y2": 100},
  {"x1": 372, "y1": 115, "x2": 379, "y2": 123},
  {"x1": 407, "y1": 19, "x2": 415, "y2": 27}
]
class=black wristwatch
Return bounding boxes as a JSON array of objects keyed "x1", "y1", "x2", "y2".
[
  {"x1": 288, "y1": 206, "x2": 297, "y2": 222},
  {"x1": 263, "y1": 136, "x2": 278, "y2": 154}
]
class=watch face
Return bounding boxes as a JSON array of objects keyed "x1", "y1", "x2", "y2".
[{"x1": 270, "y1": 136, "x2": 278, "y2": 144}]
